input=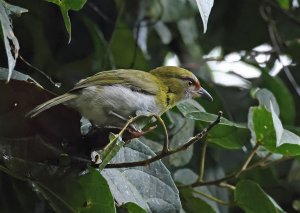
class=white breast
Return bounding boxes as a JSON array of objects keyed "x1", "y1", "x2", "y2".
[{"x1": 70, "y1": 85, "x2": 161, "y2": 127}]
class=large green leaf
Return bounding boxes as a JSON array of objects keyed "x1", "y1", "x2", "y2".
[
  {"x1": 177, "y1": 101, "x2": 249, "y2": 149},
  {"x1": 0, "y1": 155, "x2": 115, "y2": 213},
  {"x1": 0, "y1": 1, "x2": 27, "y2": 81},
  {"x1": 248, "y1": 106, "x2": 300, "y2": 156},
  {"x1": 36, "y1": 168, "x2": 116, "y2": 213},
  {"x1": 235, "y1": 180, "x2": 285, "y2": 213},
  {"x1": 102, "y1": 139, "x2": 181, "y2": 213}
]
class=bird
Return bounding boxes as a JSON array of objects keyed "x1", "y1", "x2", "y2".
[{"x1": 26, "y1": 66, "x2": 213, "y2": 131}]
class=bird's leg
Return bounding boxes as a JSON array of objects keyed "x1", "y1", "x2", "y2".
[
  {"x1": 108, "y1": 110, "x2": 140, "y2": 132},
  {"x1": 108, "y1": 110, "x2": 128, "y2": 122},
  {"x1": 126, "y1": 125, "x2": 157, "y2": 139},
  {"x1": 108, "y1": 110, "x2": 157, "y2": 141}
]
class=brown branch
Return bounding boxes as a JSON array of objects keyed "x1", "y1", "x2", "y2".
[
  {"x1": 106, "y1": 111, "x2": 223, "y2": 168},
  {"x1": 178, "y1": 143, "x2": 293, "y2": 189},
  {"x1": 178, "y1": 142, "x2": 261, "y2": 188}
]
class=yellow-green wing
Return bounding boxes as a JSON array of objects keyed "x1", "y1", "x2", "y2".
[{"x1": 70, "y1": 69, "x2": 160, "y2": 95}]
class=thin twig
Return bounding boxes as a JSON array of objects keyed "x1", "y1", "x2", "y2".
[
  {"x1": 19, "y1": 54, "x2": 61, "y2": 87},
  {"x1": 190, "y1": 187, "x2": 230, "y2": 206},
  {"x1": 179, "y1": 142, "x2": 261, "y2": 188},
  {"x1": 197, "y1": 140, "x2": 208, "y2": 182},
  {"x1": 235, "y1": 143, "x2": 260, "y2": 177},
  {"x1": 260, "y1": 1, "x2": 300, "y2": 96},
  {"x1": 106, "y1": 111, "x2": 223, "y2": 168}
]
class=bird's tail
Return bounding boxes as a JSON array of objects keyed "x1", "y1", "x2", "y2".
[{"x1": 26, "y1": 93, "x2": 77, "y2": 118}]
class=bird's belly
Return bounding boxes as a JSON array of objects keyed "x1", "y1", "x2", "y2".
[{"x1": 69, "y1": 85, "x2": 161, "y2": 128}]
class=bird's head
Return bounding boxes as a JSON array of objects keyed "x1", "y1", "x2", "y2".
[{"x1": 150, "y1": 66, "x2": 213, "y2": 103}]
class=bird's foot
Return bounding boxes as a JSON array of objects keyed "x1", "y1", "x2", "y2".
[{"x1": 125, "y1": 125, "x2": 157, "y2": 142}]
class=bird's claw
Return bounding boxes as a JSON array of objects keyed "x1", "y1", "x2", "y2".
[{"x1": 126, "y1": 125, "x2": 157, "y2": 141}]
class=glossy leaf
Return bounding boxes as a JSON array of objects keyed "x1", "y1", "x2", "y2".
[
  {"x1": 102, "y1": 139, "x2": 181, "y2": 213},
  {"x1": 0, "y1": 1, "x2": 27, "y2": 81},
  {"x1": 235, "y1": 180, "x2": 285, "y2": 213},
  {"x1": 248, "y1": 106, "x2": 300, "y2": 155}
]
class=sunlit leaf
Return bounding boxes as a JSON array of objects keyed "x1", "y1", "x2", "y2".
[
  {"x1": 195, "y1": 0, "x2": 214, "y2": 33},
  {"x1": 248, "y1": 106, "x2": 300, "y2": 155},
  {"x1": 252, "y1": 88, "x2": 280, "y2": 116}
]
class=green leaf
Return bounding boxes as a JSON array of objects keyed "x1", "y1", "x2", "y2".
[
  {"x1": 276, "y1": 0, "x2": 290, "y2": 9},
  {"x1": 102, "y1": 139, "x2": 181, "y2": 213},
  {"x1": 98, "y1": 133, "x2": 125, "y2": 171},
  {"x1": 177, "y1": 101, "x2": 249, "y2": 149},
  {"x1": 118, "y1": 202, "x2": 147, "y2": 213},
  {"x1": 45, "y1": 0, "x2": 87, "y2": 43},
  {"x1": 235, "y1": 180, "x2": 285, "y2": 213},
  {"x1": 0, "y1": 156, "x2": 116, "y2": 213},
  {"x1": 195, "y1": 0, "x2": 214, "y2": 33},
  {"x1": 36, "y1": 168, "x2": 116, "y2": 213},
  {"x1": 110, "y1": 21, "x2": 149, "y2": 70},
  {"x1": 248, "y1": 106, "x2": 300, "y2": 156},
  {"x1": 0, "y1": 1, "x2": 27, "y2": 81},
  {"x1": 180, "y1": 188, "x2": 216, "y2": 213}
]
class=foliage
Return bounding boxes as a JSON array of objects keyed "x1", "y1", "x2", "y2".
[{"x1": 1, "y1": 0, "x2": 300, "y2": 212}]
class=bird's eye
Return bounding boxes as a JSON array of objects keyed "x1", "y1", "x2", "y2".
[{"x1": 188, "y1": 81, "x2": 193, "y2": 86}]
